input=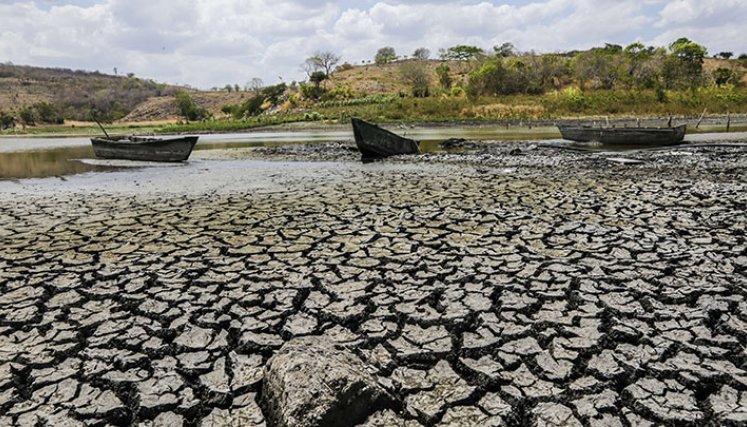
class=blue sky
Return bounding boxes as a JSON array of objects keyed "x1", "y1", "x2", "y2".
[{"x1": 1, "y1": 0, "x2": 745, "y2": 89}]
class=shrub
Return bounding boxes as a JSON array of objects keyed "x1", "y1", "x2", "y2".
[
  {"x1": 19, "y1": 107, "x2": 35, "y2": 126},
  {"x1": 300, "y1": 83, "x2": 326, "y2": 100},
  {"x1": 174, "y1": 92, "x2": 209, "y2": 121},
  {"x1": 221, "y1": 104, "x2": 238, "y2": 116},
  {"x1": 450, "y1": 86, "x2": 465, "y2": 97},
  {"x1": 28, "y1": 102, "x2": 64, "y2": 124},
  {"x1": 303, "y1": 112, "x2": 324, "y2": 121},
  {"x1": 656, "y1": 86, "x2": 668, "y2": 103},
  {"x1": 551, "y1": 87, "x2": 588, "y2": 112},
  {"x1": 0, "y1": 111, "x2": 15, "y2": 129},
  {"x1": 223, "y1": 83, "x2": 289, "y2": 118},
  {"x1": 335, "y1": 62, "x2": 354, "y2": 72},
  {"x1": 436, "y1": 64, "x2": 453, "y2": 89},
  {"x1": 713, "y1": 67, "x2": 740, "y2": 86}
]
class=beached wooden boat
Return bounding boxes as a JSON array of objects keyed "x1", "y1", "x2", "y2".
[
  {"x1": 558, "y1": 124, "x2": 686, "y2": 145},
  {"x1": 90, "y1": 136, "x2": 199, "y2": 162},
  {"x1": 351, "y1": 118, "x2": 420, "y2": 158}
]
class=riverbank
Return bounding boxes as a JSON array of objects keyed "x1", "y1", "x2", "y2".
[
  {"x1": 1, "y1": 142, "x2": 746, "y2": 426},
  {"x1": 3, "y1": 112, "x2": 747, "y2": 138}
]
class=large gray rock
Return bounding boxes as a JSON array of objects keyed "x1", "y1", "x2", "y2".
[{"x1": 262, "y1": 336, "x2": 395, "y2": 427}]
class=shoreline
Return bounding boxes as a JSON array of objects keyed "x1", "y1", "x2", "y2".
[{"x1": 2, "y1": 113, "x2": 747, "y2": 138}]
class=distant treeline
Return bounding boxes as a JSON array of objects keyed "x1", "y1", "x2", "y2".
[
  {"x1": 353, "y1": 39, "x2": 746, "y2": 100},
  {"x1": 463, "y1": 39, "x2": 743, "y2": 98}
]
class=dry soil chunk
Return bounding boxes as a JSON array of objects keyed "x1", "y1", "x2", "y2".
[{"x1": 262, "y1": 336, "x2": 394, "y2": 427}]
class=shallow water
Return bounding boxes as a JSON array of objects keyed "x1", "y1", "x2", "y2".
[
  {"x1": 0, "y1": 127, "x2": 745, "y2": 180},
  {"x1": 0, "y1": 127, "x2": 551, "y2": 180}
]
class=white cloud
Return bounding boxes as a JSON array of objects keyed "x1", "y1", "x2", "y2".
[{"x1": 0, "y1": 0, "x2": 745, "y2": 89}]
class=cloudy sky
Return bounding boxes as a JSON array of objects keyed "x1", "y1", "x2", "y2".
[{"x1": 1, "y1": 0, "x2": 745, "y2": 89}]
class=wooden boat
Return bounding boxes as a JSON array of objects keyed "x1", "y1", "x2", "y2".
[
  {"x1": 351, "y1": 118, "x2": 420, "y2": 158},
  {"x1": 90, "y1": 135, "x2": 199, "y2": 162},
  {"x1": 558, "y1": 124, "x2": 687, "y2": 146}
]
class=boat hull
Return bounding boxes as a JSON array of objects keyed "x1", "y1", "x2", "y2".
[
  {"x1": 351, "y1": 118, "x2": 420, "y2": 158},
  {"x1": 91, "y1": 136, "x2": 199, "y2": 162},
  {"x1": 558, "y1": 125, "x2": 687, "y2": 146}
]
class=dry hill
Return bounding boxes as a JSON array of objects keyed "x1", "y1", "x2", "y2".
[
  {"x1": 0, "y1": 63, "x2": 185, "y2": 121},
  {"x1": 2, "y1": 56, "x2": 746, "y2": 125}
]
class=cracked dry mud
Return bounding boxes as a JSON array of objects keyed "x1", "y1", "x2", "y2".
[{"x1": 1, "y1": 143, "x2": 747, "y2": 426}]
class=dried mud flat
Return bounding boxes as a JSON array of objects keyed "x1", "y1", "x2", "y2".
[{"x1": 1, "y1": 143, "x2": 747, "y2": 426}]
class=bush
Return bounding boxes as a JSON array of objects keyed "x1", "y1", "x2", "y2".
[
  {"x1": 336, "y1": 62, "x2": 354, "y2": 72},
  {"x1": 713, "y1": 67, "x2": 740, "y2": 86},
  {"x1": 221, "y1": 104, "x2": 238, "y2": 116},
  {"x1": 222, "y1": 83, "x2": 289, "y2": 118},
  {"x1": 300, "y1": 83, "x2": 326, "y2": 100},
  {"x1": 656, "y1": 86, "x2": 668, "y2": 103},
  {"x1": 303, "y1": 112, "x2": 324, "y2": 121},
  {"x1": 0, "y1": 111, "x2": 15, "y2": 129},
  {"x1": 450, "y1": 86, "x2": 465, "y2": 97},
  {"x1": 174, "y1": 92, "x2": 209, "y2": 121},
  {"x1": 19, "y1": 107, "x2": 35, "y2": 126},
  {"x1": 436, "y1": 64, "x2": 453, "y2": 89},
  {"x1": 547, "y1": 87, "x2": 588, "y2": 112},
  {"x1": 30, "y1": 102, "x2": 65, "y2": 125}
]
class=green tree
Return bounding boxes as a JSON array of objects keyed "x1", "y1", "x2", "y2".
[
  {"x1": 602, "y1": 43, "x2": 623, "y2": 54},
  {"x1": 524, "y1": 54, "x2": 571, "y2": 91},
  {"x1": 623, "y1": 43, "x2": 665, "y2": 88},
  {"x1": 413, "y1": 47, "x2": 430, "y2": 60},
  {"x1": 664, "y1": 38, "x2": 707, "y2": 89},
  {"x1": 717, "y1": 52, "x2": 734, "y2": 59},
  {"x1": 493, "y1": 42, "x2": 516, "y2": 58},
  {"x1": 174, "y1": 92, "x2": 208, "y2": 121},
  {"x1": 309, "y1": 71, "x2": 328, "y2": 87},
  {"x1": 435, "y1": 64, "x2": 452, "y2": 89},
  {"x1": 375, "y1": 47, "x2": 398, "y2": 65},
  {"x1": 467, "y1": 59, "x2": 507, "y2": 96},
  {"x1": 572, "y1": 47, "x2": 625, "y2": 89},
  {"x1": 439, "y1": 45, "x2": 484, "y2": 61}
]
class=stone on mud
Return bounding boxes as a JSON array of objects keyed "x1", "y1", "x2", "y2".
[{"x1": 262, "y1": 336, "x2": 395, "y2": 427}]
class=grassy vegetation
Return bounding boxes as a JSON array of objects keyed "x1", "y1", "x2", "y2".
[
  {"x1": 158, "y1": 114, "x2": 309, "y2": 133},
  {"x1": 0, "y1": 122, "x2": 164, "y2": 136},
  {"x1": 3, "y1": 86, "x2": 744, "y2": 136},
  {"x1": 303, "y1": 87, "x2": 747, "y2": 123}
]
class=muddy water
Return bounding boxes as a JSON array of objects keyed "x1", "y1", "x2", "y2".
[
  {"x1": 1, "y1": 127, "x2": 745, "y2": 180},
  {"x1": 0, "y1": 127, "x2": 558, "y2": 180}
]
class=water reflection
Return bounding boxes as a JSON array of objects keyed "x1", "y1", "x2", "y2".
[{"x1": 0, "y1": 146, "x2": 120, "y2": 180}]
